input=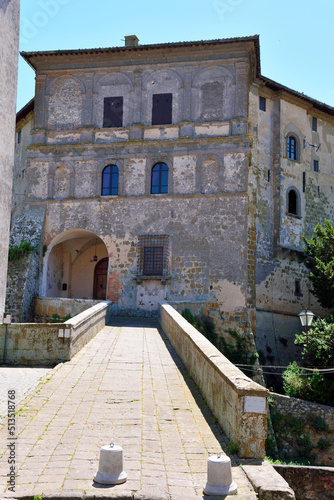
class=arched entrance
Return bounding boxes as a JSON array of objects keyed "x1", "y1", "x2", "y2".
[
  {"x1": 43, "y1": 229, "x2": 109, "y2": 300},
  {"x1": 93, "y1": 258, "x2": 108, "y2": 300}
]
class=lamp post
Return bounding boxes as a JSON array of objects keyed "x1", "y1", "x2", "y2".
[{"x1": 298, "y1": 310, "x2": 314, "y2": 366}]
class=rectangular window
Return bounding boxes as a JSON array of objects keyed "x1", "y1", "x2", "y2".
[
  {"x1": 313, "y1": 160, "x2": 319, "y2": 172},
  {"x1": 152, "y1": 93, "x2": 172, "y2": 125},
  {"x1": 259, "y1": 96, "x2": 266, "y2": 111},
  {"x1": 103, "y1": 96, "x2": 123, "y2": 128},
  {"x1": 138, "y1": 235, "x2": 169, "y2": 279},
  {"x1": 143, "y1": 246, "x2": 164, "y2": 276},
  {"x1": 312, "y1": 116, "x2": 317, "y2": 132},
  {"x1": 17, "y1": 129, "x2": 22, "y2": 144},
  {"x1": 294, "y1": 279, "x2": 303, "y2": 297}
]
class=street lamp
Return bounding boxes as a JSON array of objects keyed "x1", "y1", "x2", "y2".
[
  {"x1": 298, "y1": 310, "x2": 314, "y2": 330},
  {"x1": 298, "y1": 310, "x2": 314, "y2": 366}
]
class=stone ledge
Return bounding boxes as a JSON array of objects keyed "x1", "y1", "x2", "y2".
[
  {"x1": 242, "y1": 460, "x2": 295, "y2": 500},
  {"x1": 273, "y1": 464, "x2": 334, "y2": 500}
]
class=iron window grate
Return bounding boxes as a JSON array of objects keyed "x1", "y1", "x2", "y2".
[{"x1": 137, "y1": 235, "x2": 169, "y2": 279}]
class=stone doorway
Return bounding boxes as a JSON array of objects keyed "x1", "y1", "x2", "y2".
[
  {"x1": 93, "y1": 258, "x2": 108, "y2": 300},
  {"x1": 42, "y1": 229, "x2": 108, "y2": 300}
]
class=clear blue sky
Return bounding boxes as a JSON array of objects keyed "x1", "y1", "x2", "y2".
[{"x1": 17, "y1": 0, "x2": 334, "y2": 111}]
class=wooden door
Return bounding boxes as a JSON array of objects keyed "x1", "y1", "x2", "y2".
[{"x1": 93, "y1": 258, "x2": 108, "y2": 300}]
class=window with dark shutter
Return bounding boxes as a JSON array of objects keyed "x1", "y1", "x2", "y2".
[
  {"x1": 152, "y1": 93, "x2": 172, "y2": 125},
  {"x1": 314, "y1": 160, "x2": 319, "y2": 172},
  {"x1": 103, "y1": 96, "x2": 123, "y2": 128}
]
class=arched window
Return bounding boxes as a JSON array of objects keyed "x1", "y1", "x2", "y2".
[
  {"x1": 151, "y1": 162, "x2": 168, "y2": 194},
  {"x1": 287, "y1": 135, "x2": 298, "y2": 160},
  {"x1": 101, "y1": 165, "x2": 119, "y2": 196},
  {"x1": 287, "y1": 188, "x2": 300, "y2": 216}
]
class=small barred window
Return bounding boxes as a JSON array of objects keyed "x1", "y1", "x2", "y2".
[{"x1": 137, "y1": 235, "x2": 169, "y2": 279}]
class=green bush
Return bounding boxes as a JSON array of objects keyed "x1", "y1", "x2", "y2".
[
  {"x1": 311, "y1": 415, "x2": 330, "y2": 433},
  {"x1": 8, "y1": 238, "x2": 36, "y2": 261},
  {"x1": 297, "y1": 435, "x2": 313, "y2": 461},
  {"x1": 282, "y1": 361, "x2": 330, "y2": 405},
  {"x1": 181, "y1": 308, "x2": 218, "y2": 346},
  {"x1": 317, "y1": 437, "x2": 331, "y2": 451},
  {"x1": 220, "y1": 328, "x2": 258, "y2": 367},
  {"x1": 49, "y1": 313, "x2": 71, "y2": 323}
]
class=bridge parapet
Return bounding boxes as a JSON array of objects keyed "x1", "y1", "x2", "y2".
[{"x1": 159, "y1": 302, "x2": 269, "y2": 459}]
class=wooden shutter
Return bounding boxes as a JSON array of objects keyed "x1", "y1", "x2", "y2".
[
  {"x1": 103, "y1": 96, "x2": 123, "y2": 128},
  {"x1": 152, "y1": 93, "x2": 172, "y2": 125}
]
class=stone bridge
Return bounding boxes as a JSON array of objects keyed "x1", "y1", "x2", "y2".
[{"x1": 0, "y1": 301, "x2": 295, "y2": 498}]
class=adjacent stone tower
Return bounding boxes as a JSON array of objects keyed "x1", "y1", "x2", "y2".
[{"x1": 0, "y1": 0, "x2": 20, "y2": 320}]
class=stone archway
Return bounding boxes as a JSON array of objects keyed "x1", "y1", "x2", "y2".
[{"x1": 42, "y1": 229, "x2": 108, "y2": 299}]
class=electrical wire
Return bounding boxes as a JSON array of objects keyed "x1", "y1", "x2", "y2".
[
  {"x1": 235, "y1": 364, "x2": 334, "y2": 375},
  {"x1": 235, "y1": 363, "x2": 334, "y2": 372}
]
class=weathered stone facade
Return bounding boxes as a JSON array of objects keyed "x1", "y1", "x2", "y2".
[
  {"x1": 0, "y1": 0, "x2": 20, "y2": 321},
  {"x1": 249, "y1": 79, "x2": 334, "y2": 365},
  {"x1": 10, "y1": 35, "x2": 334, "y2": 353}
]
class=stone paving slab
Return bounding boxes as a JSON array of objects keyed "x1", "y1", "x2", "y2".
[
  {"x1": 0, "y1": 318, "x2": 257, "y2": 499},
  {"x1": 0, "y1": 366, "x2": 53, "y2": 418}
]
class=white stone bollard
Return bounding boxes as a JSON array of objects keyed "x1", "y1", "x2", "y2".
[
  {"x1": 203, "y1": 452, "x2": 237, "y2": 496},
  {"x1": 93, "y1": 443, "x2": 127, "y2": 485}
]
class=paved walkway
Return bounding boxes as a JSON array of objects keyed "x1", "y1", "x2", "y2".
[
  {"x1": 0, "y1": 318, "x2": 257, "y2": 499},
  {"x1": 0, "y1": 366, "x2": 52, "y2": 418}
]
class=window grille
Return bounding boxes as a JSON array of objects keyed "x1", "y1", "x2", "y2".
[{"x1": 137, "y1": 235, "x2": 169, "y2": 279}]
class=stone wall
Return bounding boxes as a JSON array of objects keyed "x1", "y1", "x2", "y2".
[
  {"x1": 33, "y1": 297, "x2": 108, "y2": 322},
  {"x1": 0, "y1": 301, "x2": 111, "y2": 365},
  {"x1": 274, "y1": 464, "x2": 334, "y2": 500},
  {"x1": 5, "y1": 206, "x2": 46, "y2": 322},
  {"x1": 159, "y1": 302, "x2": 269, "y2": 459},
  {"x1": 40, "y1": 192, "x2": 250, "y2": 335},
  {"x1": 6, "y1": 252, "x2": 40, "y2": 323},
  {"x1": 0, "y1": 0, "x2": 20, "y2": 320},
  {"x1": 270, "y1": 392, "x2": 334, "y2": 466}
]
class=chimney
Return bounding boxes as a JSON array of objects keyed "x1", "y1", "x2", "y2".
[{"x1": 124, "y1": 35, "x2": 139, "y2": 48}]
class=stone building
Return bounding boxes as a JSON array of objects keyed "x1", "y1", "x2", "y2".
[
  {"x1": 0, "y1": 0, "x2": 20, "y2": 321},
  {"x1": 9, "y1": 35, "x2": 334, "y2": 360}
]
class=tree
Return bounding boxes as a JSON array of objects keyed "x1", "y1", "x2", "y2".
[
  {"x1": 282, "y1": 315, "x2": 334, "y2": 406},
  {"x1": 303, "y1": 219, "x2": 334, "y2": 309}
]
